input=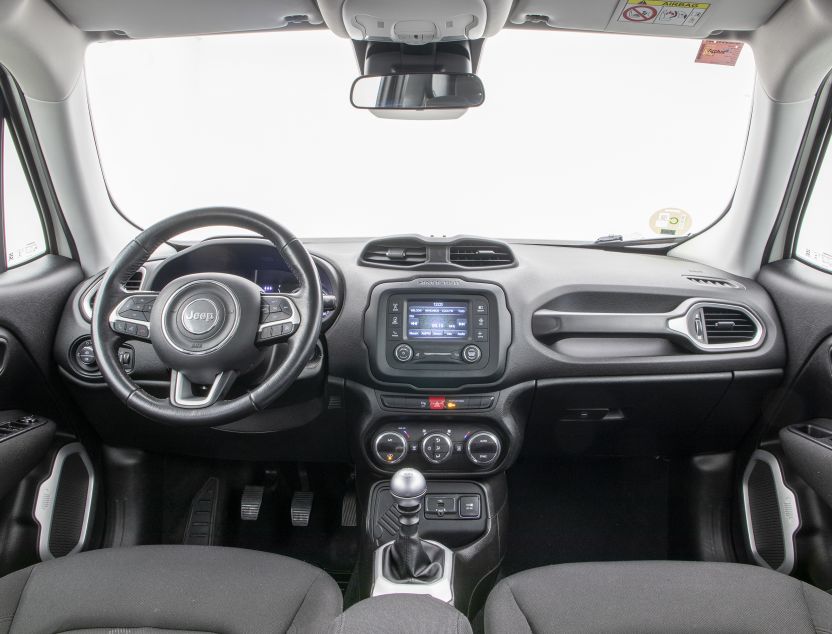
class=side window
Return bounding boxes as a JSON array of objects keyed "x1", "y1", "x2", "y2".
[
  {"x1": 795, "y1": 140, "x2": 832, "y2": 273},
  {"x1": 2, "y1": 121, "x2": 47, "y2": 268}
]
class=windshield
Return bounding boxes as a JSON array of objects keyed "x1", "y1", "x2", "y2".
[{"x1": 85, "y1": 30, "x2": 755, "y2": 242}]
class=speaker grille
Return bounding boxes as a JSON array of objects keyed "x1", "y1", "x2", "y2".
[
  {"x1": 48, "y1": 453, "x2": 90, "y2": 558},
  {"x1": 747, "y1": 461, "x2": 786, "y2": 570}
]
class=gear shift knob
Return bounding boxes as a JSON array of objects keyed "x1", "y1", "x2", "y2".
[{"x1": 390, "y1": 467, "x2": 427, "y2": 510}]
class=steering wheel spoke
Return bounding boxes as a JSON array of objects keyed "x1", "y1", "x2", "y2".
[
  {"x1": 109, "y1": 292, "x2": 158, "y2": 340},
  {"x1": 170, "y1": 369, "x2": 238, "y2": 409},
  {"x1": 257, "y1": 293, "x2": 301, "y2": 344}
]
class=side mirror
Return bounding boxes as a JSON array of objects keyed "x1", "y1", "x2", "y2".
[{"x1": 350, "y1": 73, "x2": 485, "y2": 110}]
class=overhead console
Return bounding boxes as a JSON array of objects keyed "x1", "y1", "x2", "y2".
[{"x1": 364, "y1": 279, "x2": 511, "y2": 388}]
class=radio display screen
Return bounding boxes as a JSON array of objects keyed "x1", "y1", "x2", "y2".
[{"x1": 406, "y1": 300, "x2": 469, "y2": 340}]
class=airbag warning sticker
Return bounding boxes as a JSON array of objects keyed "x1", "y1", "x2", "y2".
[{"x1": 619, "y1": 1, "x2": 710, "y2": 27}]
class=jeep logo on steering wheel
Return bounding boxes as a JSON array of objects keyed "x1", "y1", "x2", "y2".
[{"x1": 180, "y1": 298, "x2": 221, "y2": 335}]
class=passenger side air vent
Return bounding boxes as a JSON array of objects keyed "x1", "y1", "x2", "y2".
[
  {"x1": 684, "y1": 275, "x2": 743, "y2": 289},
  {"x1": 449, "y1": 242, "x2": 515, "y2": 268},
  {"x1": 702, "y1": 305, "x2": 759, "y2": 344},
  {"x1": 361, "y1": 244, "x2": 427, "y2": 267}
]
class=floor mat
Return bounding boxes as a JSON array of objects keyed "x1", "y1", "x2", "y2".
[
  {"x1": 225, "y1": 463, "x2": 358, "y2": 592},
  {"x1": 503, "y1": 457, "x2": 670, "y2": 576},
  {"x1": 161, "y1": 458, "x2": 358, "y2": 593}
]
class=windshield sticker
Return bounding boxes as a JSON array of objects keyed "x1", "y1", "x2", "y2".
[
  {"x1": 695, "y1": 40, "x2": 744, "y2": 66},
  {"x1": 618, "y1": 1, "x2": 710, "y2": 27},
  {"x1": 650, "y1": 209, "x2": 692, "y2": 236}
]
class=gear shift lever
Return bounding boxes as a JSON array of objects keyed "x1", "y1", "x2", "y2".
[{"x1": 386, "y1": 468, "x2": 444, "y2": 583}]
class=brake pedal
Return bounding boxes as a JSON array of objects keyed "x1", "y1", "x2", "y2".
[
  {"x1": 291, "y1": 491, "x2": 314, "y2": 527},
  {"x1": 240, "y1": 485, "x2": 264, "y2": 521}
]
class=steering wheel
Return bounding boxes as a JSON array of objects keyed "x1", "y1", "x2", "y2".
[{"x1": 91, "y1": 208, "x2": 322, "y2": 426}]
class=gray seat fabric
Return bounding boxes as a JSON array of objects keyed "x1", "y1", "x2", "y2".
[
  {"x1": 484, "y1": 561, "x2": 832, "y2": 633},
  {"x1": 0, "y1": 545, "x2": 342, "y2": 634},
  {"x1": 329, "y1": 594, "x2": 472, "y2": 634}
]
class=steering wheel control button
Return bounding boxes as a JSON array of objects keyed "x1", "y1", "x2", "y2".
[
  {"x1": 394, "y1": 343, "x2": 414, "y2": 362},
  {"x1": 374, "y1": 431, "x2": 407, "y2": 465},
  {"x1": 180, "y1": 298, "x2": 221, "y2": 335},
  {"x1": 462, "y1": 345, "x2": 482, "y2": 363},
  {"x1": 257, "y1": 295, "x2": 300, "y2": 343},
  {"x1": 422, "y1": 433, "x2": 453, "y2": 464},
  {"x1": 466, "y1": 431, "x2": 501, "y2": 467}
]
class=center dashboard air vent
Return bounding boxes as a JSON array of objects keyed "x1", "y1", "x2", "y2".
[
  {"x1": 449, "y1": 242, "x2": 515, "y2": 268},
  {"x1": 361, "y1": 243, "x2": 428, "y2": 267}
]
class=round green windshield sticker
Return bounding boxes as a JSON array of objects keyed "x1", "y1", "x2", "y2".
[{"x1": 650, "y1": 208, "x2": 692, "y2": 236}]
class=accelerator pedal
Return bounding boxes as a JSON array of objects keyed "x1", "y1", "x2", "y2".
[
  {"x1": 241, "y1": 485, "x2": 264, "y2": 521},
  {"x1": 183, "y1": 477, "x2": 219, "y2": 546}
]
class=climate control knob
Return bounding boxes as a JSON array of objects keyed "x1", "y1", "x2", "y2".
[
  {"x1": 373, "y1": 431, "x2": 407, "y2": 465},
  {"x1": 394, "y1": 344, "x2": 414, "y2": 362},
  {"x1": 421, "y1": 433, "x2": 453, "y2": 464},
  {"x1": 466, "y1": 431, "x2": 501, "y2": 467}
]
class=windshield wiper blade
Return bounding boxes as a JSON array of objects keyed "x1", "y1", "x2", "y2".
[{"x1": 594, "y1": 234, "x2": 624, "y2": 244}]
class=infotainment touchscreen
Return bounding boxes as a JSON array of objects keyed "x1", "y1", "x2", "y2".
[{"x1": 406, "y1": 301, "x2": 469, "y2": 340}]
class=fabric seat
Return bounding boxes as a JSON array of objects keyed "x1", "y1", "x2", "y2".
[
  {"x1": 0, "y1": 545, "x2": 342, "y2": 634},
  {"x1": 484, "y1": 561, "x2": 832, "y2": 633}
]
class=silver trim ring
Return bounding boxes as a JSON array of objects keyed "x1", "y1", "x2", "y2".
[
  {"x1": 373, "y1": 431, "x2": 408, "y2": 465},
  {"x1": 161, "y1": 280, "x2": 241, "y2": 356},
  {"x1": 421, "y1": 433, "x2": 453, "y2": 464},
  {"x1": 465, "y1": 431, "x2": 501, "y2": 466}
]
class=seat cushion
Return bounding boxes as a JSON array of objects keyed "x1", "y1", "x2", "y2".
[
  {"x1": 484, "y1": 561, "x2": 832, "y2": 633},
  {"x1": 329, "y1": 594, "x2": 472, "y2": 634},
  {"x1": 0, "y1": 545, "x2": 342, "y2": 634}
]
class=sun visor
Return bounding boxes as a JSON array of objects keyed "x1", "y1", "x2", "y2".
[
  {"x1": 50, "y1": 0, "x2": 324, "y2": 38},
  {"x1": 509, "y1": 0, "x2": 785, "y2": 38}
]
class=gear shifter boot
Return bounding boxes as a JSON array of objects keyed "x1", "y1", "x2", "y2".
[{"x1": 387, "y1": 533, "x2": 444, "y2": 583}]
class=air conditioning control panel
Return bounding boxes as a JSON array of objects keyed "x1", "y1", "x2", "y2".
[{"x1": 370, "y1": 422, "x2": 503, "y2": 472}]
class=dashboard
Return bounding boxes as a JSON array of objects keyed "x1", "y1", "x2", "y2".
[{"x1": 53, "y1": 234, "x2": 787, "y2": 470}]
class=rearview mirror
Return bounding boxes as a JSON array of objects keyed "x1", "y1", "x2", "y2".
[{"x1": 350, "y1": 73, "x2": 485, "y2": 110}]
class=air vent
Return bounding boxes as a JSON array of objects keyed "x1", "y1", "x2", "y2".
[
  {"x1": 449, "y1": 242, "x2": 514, "y2": 268},
  {"x1": 685, "y1": 275, "x2": 743, "y2": 289},
  {"x1": 80, "y1": 267, "x2": 147, "y2": 321},
  {"x1": 361, "y1": 244, "x2": 427, "y2": 267},
  {"x1": 123, "y1": 269, "x2": 145, "y2": 291},
  {"x1": 702, "y1": 306, "x2": 759, "y2": 344}
]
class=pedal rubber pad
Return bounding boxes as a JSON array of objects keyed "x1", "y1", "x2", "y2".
[
  {"x1": 240, "y1": 485, "x2": 264, "y2": 521},
  {"x1": 341, "y1": 491, "x2": 357, "y2": 527},
  {"x1": 183, "y1": 477, "x2": 219, "y2": 546},
  {"x1": 291, "y1": 491, "x2": 314, "y2": 527}
]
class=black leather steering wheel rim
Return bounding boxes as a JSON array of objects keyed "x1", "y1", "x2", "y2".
[{"x1": 91, "y1": 208, "x2": 322, "y2": 426}]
